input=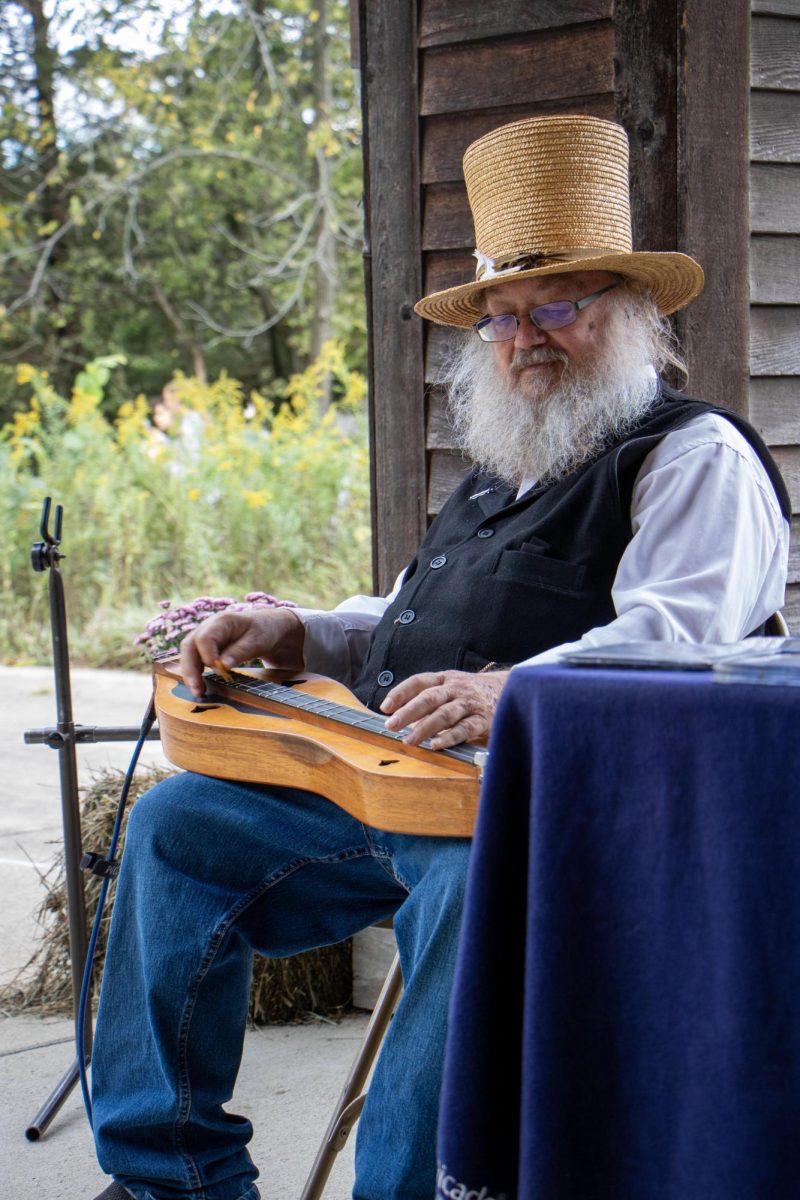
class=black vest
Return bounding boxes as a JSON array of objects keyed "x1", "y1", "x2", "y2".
[{"x1": 352, "y1": 383, "x2": 790, "y2": 711}]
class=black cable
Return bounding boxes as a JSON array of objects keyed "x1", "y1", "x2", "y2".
[{"x1": 76, "y1": 694, "x2": 157, "y2": 1128}]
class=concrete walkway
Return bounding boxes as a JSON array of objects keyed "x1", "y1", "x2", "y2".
[{"x1": 0, "y1": 665, "x2": 361, "y2": 1199}]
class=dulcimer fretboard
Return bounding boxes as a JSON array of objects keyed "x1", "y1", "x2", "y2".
[{"x1": 202, "y1": 671, "x2": 488, "y2": 775}]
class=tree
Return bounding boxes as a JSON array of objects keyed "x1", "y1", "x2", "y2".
[{"x1": 0, "y1": 0, "x2": 365, "y2": 419}]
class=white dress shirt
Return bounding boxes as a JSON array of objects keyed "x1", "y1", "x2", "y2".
[{"x1": 292, "y1": 413, "x2": 790, "y2": 685}]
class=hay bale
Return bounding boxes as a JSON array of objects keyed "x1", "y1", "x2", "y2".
[{"x1": 0, "y1": 767, "x2": 352, "y2": 1024}]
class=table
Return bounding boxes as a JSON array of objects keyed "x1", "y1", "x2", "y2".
[{"x1": 436, "y1": 665, "x2": 800, "y2": 1200}]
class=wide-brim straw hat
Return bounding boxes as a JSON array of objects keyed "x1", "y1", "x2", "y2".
[{"x1": 414, "y1": 115, "x2": 704, "y2": 327}]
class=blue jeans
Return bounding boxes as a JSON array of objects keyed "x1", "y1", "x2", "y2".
[{"x1": 92, "y1": 772, "x2": 471, "y2": 1200}]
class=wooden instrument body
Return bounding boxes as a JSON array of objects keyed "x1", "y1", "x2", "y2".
[{"x1": 152, "y1": 661, "x2": 482, "y2": 837}]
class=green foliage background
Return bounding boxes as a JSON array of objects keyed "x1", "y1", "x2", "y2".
[
  {"x1": 1, "y1": 0, "x2": 364, "y2": 416},
  {"x1": 1, "y1": 0, "x2": 372, "y2": 664},
  {"x1": 3, "y1": 352, "x2": 371, "y2": 666}
]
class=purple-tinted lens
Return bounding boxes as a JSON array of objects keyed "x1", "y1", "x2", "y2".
[
  {"x1": 530, "y1": 301, "x2": 578, "y2": 330},
  {"x1": 475, "y1": 313, "x2": 519, "y2": 342}
]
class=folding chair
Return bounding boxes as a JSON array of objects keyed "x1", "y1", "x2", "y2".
[
  {"x1": 301, "y1": 950, "x2": 403, "y2": 1200},
  {"x1": 765, "y1": 610, "x2": 790, "y2": 636}
]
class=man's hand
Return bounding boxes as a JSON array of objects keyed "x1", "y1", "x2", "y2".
[
  {"x1": 179, "y1": 607, "x2": 305, "y2": 698},
  {"x1": 380, "y1": 669, "x2": 511, "y2": 749}
]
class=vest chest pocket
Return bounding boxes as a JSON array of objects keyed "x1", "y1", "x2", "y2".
[{"x1": 491, "y1": 548, "x2": 586, "y2": 595}]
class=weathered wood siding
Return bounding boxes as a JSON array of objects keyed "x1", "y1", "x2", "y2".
[{"x1": 748, "y1": 1, "x2": 800, "y2": 627}]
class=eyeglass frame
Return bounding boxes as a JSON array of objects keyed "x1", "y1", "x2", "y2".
[{"x1": 473, "y1": 282, "x2": 620, "y2": 342}]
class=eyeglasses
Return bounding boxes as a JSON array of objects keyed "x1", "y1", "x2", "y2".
[{"x1": 473, "y1": 283, "x2": 619, "y2": 342}]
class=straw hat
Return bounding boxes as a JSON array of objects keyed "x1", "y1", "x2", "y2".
[{"x1": 414, "y1": 115, "x2": 704, "y2": 327}]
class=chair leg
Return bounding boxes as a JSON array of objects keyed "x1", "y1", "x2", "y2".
[
  {"x1": 299, "y1": 953, "x2": 403, "y2": 1200},
  {"x1": 765, "y1": 610, "x2": 790, "y2": 637}
]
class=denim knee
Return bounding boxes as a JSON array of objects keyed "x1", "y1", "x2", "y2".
[
  {"x1": 124, "y1": 771, "x2": 253, "y2": 867},
  {"x1": 120, "y1": 773, "x2": 251, "y2": 909},
  {"x1": 125, "y1": 772, "x2": 187, "y2": 844}
]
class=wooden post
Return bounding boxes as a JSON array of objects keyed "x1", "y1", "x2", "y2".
[
  {"x1": 615, "y1": 0, "x2": 751, "y2": 413},
  {"x1": 359, "y1": 0, "x2": 427, "y2": 595},
  {"x1": 614, "y1": 0, "x2": 680, "y2": 255},
  {"x1": 677, "y1": 0, "x2": 751, "y2": 415}
]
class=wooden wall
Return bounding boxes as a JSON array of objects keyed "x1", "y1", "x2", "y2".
[
  {"x1": 359, "y1": 0, "x2": 799, "y2": 621},
  {"x1": 748, "y1": 0, "x2": 800, "y2": 626}
]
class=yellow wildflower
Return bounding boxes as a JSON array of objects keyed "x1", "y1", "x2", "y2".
[
  {"x1": 115, "y1": 395, "x2": 149, "y2": 447},
  {"x1": 16, "y1": 363, "x2": 36, "y2": 385},
  {"x1": 243, "y1": 489, "x2": 272, "y2": 509},
  {"x1": 68, "y1": 387, "x2": 103, "y2": 424},
  {"x1": 11, "y1": 401, "x2": 40, "y2": 440}
]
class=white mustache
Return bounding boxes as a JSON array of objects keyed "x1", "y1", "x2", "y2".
[{"x1": 509, "y1": 347, "x2": 569, "y2": 375}]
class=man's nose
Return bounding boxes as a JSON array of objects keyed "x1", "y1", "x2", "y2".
[{"x1": 513, "y1": 314, "x2": 549, "y2": 349}]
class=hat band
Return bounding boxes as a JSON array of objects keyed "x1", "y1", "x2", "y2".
[
  {"x1": 472, "y1": 247, "x2": 623, "y2": 283},
  {"x1": 473, "y1": 249, "x2": 554, "y2": 281}
]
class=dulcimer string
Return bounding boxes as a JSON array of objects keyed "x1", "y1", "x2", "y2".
[{"x1": 199, "y1": 668, "x2": 488, "y2": 773}]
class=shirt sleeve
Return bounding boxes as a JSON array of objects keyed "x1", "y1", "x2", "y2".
[
  {"x1": 291, "y1": 568, "x2": 407, "y2": 685},
  {"x1": 514, "y1": 414, "x2": 790, "y2": 669}
]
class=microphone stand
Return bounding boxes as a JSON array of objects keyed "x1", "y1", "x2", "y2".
[{"x1": 23, "y1": 498, "x2": 158, "y2": 1141}]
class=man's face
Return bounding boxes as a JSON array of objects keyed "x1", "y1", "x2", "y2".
[
  {"x1": 447, "y1": 272, "x2": 659, "y2": 486},
  {"x1": 484, "y1": 270, "x2": 620, "y2": 398}
]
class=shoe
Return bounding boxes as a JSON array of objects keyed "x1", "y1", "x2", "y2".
[{"x1": 91, "y1": 1184, "x2": 133, "y2": 1200}]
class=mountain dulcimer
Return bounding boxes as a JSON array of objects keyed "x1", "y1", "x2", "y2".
[{"x1": 152, "y1": 659, "x2": 488, "y2": 837}]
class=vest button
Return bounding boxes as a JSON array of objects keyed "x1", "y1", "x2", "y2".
[
  {"x1": 377, "y1": 670, "x2": 395, "y2": 687},
  {"x1": 397, "y1": 609, "x2": 416, "y2": 624},
  {"x1": 430, "y1": 555, "x2": 447, "y2": 569},
  {"x1": 477, "y1": 528, "x2": 495, "y2": 538}
]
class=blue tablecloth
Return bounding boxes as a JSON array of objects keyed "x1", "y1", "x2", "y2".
[{"x1": 437, "y1": 666, "x2": 800, "y2": 1200}]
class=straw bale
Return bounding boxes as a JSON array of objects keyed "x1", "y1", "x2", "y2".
[{"x1": 0, "y1": 768, "x2": 352, "y2": 1024}]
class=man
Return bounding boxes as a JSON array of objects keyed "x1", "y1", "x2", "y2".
[{"x1": 90, "y1": 115, "x2": 789, "y2": 1200}]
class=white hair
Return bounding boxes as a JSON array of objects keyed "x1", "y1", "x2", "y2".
[{"x1": 442, "y1": 282, "x2": 686, "y2": 487}]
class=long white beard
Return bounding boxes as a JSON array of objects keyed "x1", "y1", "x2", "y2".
[{"x1": 445, "y1": 304, "x2": 661, "y2": 488}]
